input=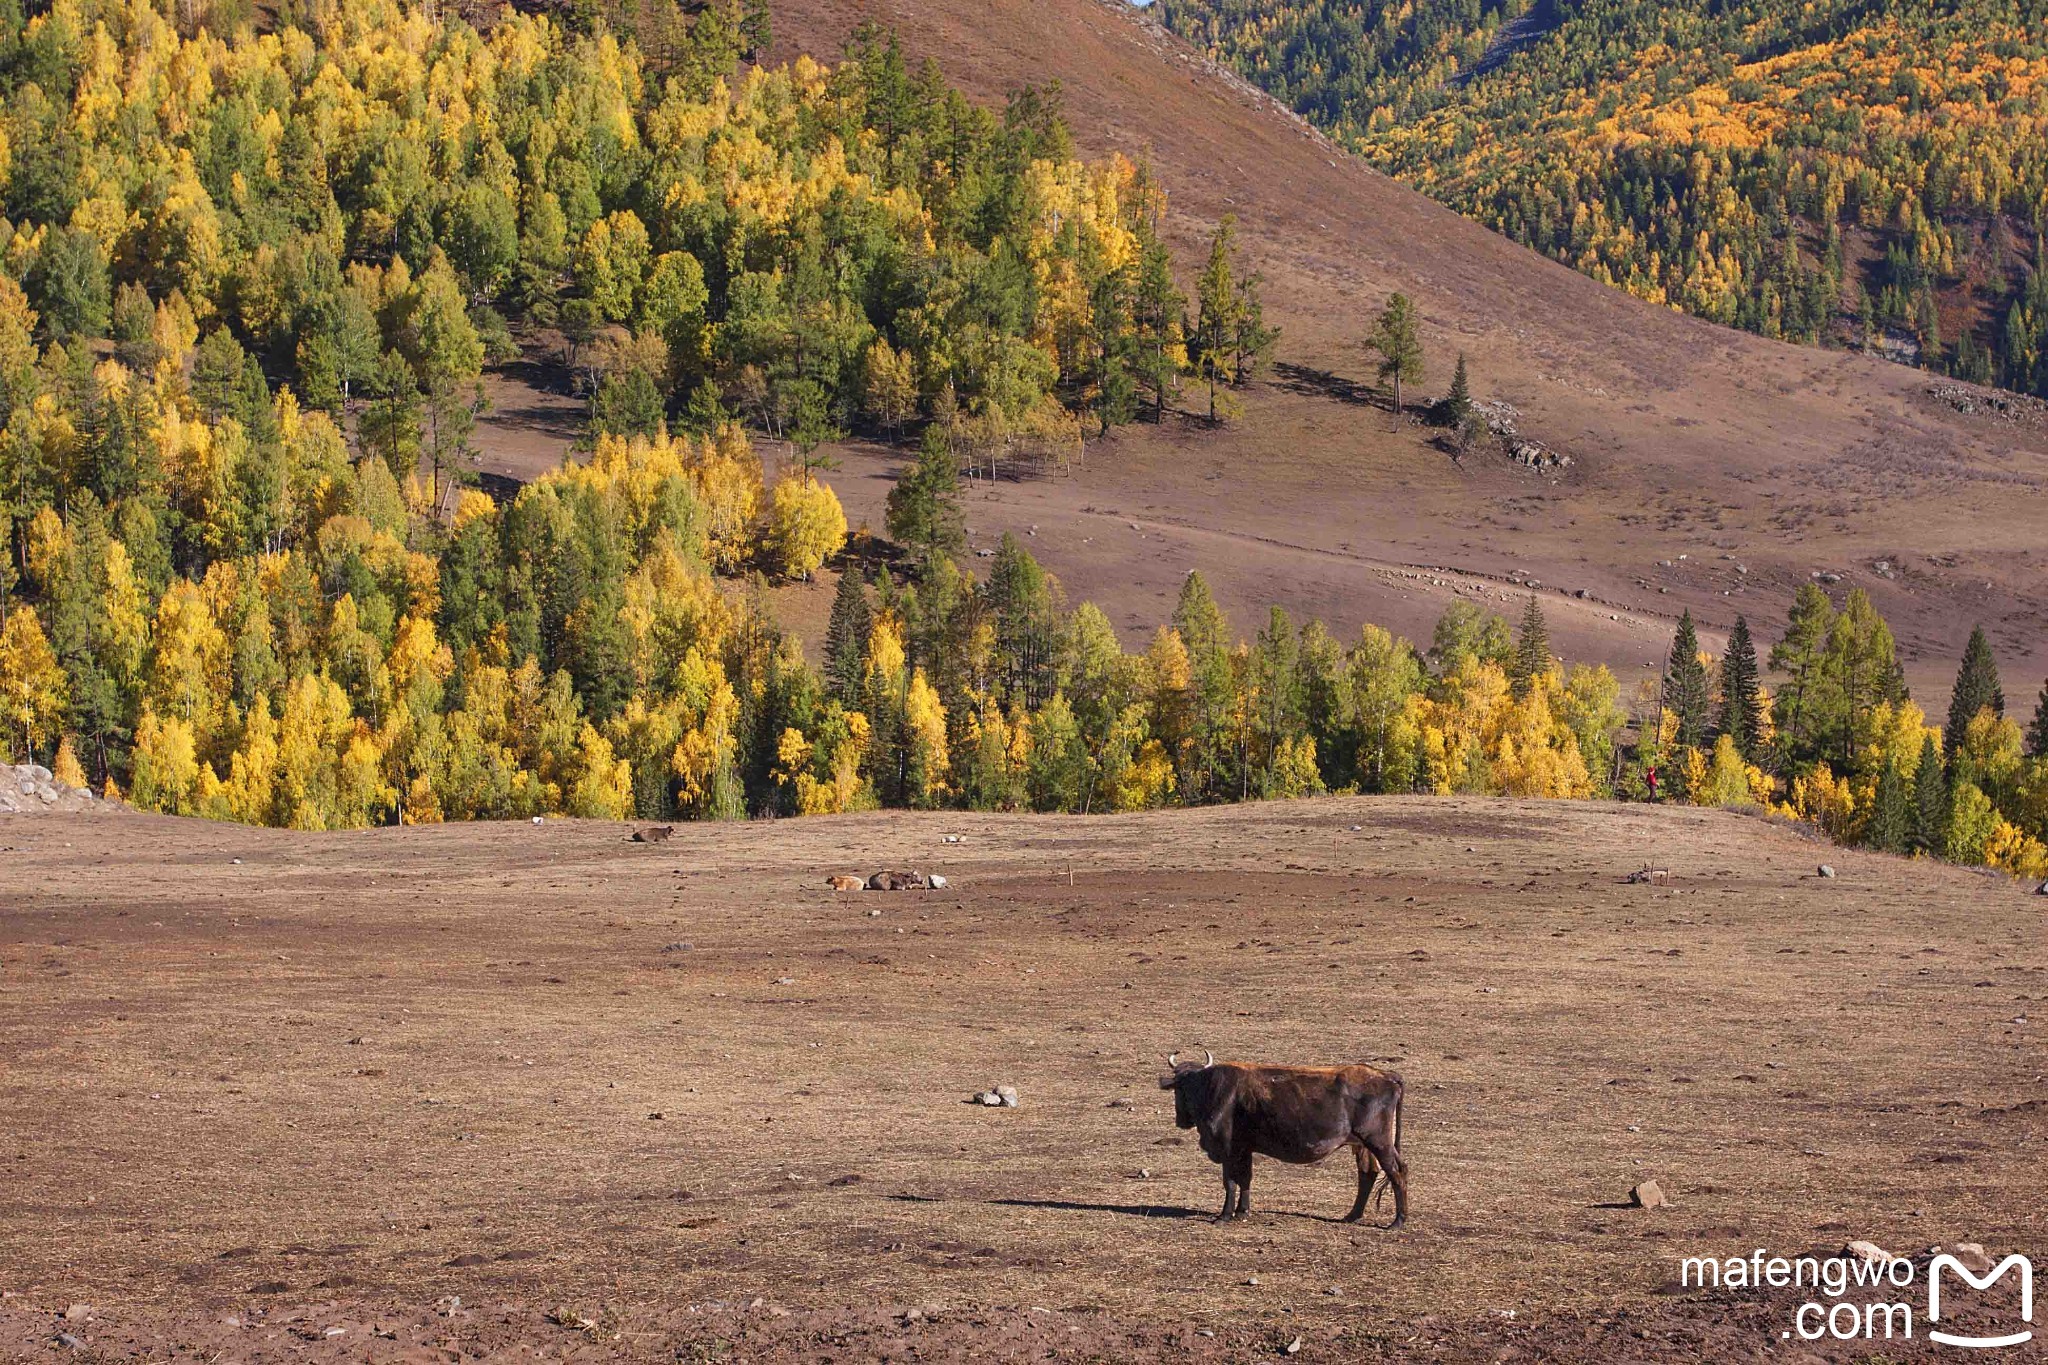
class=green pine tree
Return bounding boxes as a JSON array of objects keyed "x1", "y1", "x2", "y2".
[
  {"x1": 884, "y1": 425, "x2": 966, "y2": 572},
  {"x1": 1911, "y1": 732, "x2": 1948, "y2": 855},
  {"x1": 1441, "y1": 352, "x2": 1472, "y2": 427},
  {"x1": 823, "y1": 569, "x2": 871, "y2": 706},
  {"x1": 1717, "y1": 615, "x2": 1763, "y2": 760},
  {"x1": 1945, "y1": 624, "x2": 2004, "y2": 753},
  {"x1": 1368, "y1": 292, "x2": 1424, "y2": 427},
  {"x1": 1664, "y1": 611, "x2": 1711, "y2": 751},
  {"x1": 1510, "y1": 595, "x2": 1548, "y2": 698},
  {"x1": 1869, "y1": 754, "x2": 1909, "y2": 853},
  {"x1": 2028, "y1": 678, "x2": 2048, "y2": 758}
]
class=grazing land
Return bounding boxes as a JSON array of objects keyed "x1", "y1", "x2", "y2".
[{"x1": 2, "y1": 799, "x2": 2041, "y2": 1359}]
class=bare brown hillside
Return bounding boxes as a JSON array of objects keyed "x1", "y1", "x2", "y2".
[{"x1": 754, "y1": 0, "x2": 2048, "y2": 697}]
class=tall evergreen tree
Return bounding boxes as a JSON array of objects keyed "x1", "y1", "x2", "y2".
[
  {"x1": 884, "y1": 425, "x2": 965, "y2": 572},
  {"x1": 1441, "y1": 352, "x2": 1472, "y2": 426},
  {"x1": 1945, "y1": 624, "x2": 2004, "y2": 752},
  {"x1": 1510, "y1": 595, "x2": 1548, "y2": 698},
  {"x1": 1192, "y1": 215, "x2": 1244, "y2": 423},
  {"x1": 1769, "y1": 582, "x2": 1836, "y2": 764},
  {"x1": 1664, "y1": 611, "x2": 1712, "y2": 750},
  {"x1": 1911, "y1": 732, "x2": 1948, "y2": 855},
  {"x1": 1869, "y1": 754, "x2": 1909, "y2": 853},
  {"x1": 2028, "y1": 678, "x2": 2048, "y2": 758},
  {"x1": 1717, "y1": 615, "x2": 1763, "y2": 759},
  {"x1": 823, "y1": 569, "x2": 871, "y2": 705},
  {"x1": 1368, "y1": 292, "x2": 1423, "y2": 427}
]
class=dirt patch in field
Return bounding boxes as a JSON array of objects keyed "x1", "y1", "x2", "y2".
[{"x1": 1, "y1": 798, "x2": 2041, "y2": 1359}]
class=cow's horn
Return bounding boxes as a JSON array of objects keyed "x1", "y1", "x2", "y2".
[
  {"x1": 1204, "y1": 1049, "x2": 1215, "y2": 1069},
  {"x1": 1166, "y1": 1051, "x2": 1180, "y2": 1067}
]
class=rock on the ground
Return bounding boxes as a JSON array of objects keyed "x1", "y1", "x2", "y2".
[
  {"x1": 0, "y1": 763, "x2": 99, "y2": 814},
  {"x1": 1946, "y1": 1242, "x2": 1994, "y2": 1274},
  {"x1": 1817, "y1": 864, "x2": 1836, "y2": 878},
  {"x1": 1844, "y1": 1240, "x2": 1892, "y2": 1264},
  {"x1": 1629, "y1": 1180, "x2": 1666, "y2": 1209},
  {"x1": 973, "y1": 1086, "x2": 1020, "y2": 1108}
]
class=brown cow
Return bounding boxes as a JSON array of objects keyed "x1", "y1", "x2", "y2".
[{"x1": 1158, "y1": 1051, "x2": 1408, "y2": 1227}]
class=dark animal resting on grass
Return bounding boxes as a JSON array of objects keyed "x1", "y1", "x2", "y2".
[
  {"x1": 1158, "y1": 1052, "x2": 1408, "y2": 1227},
  {"x1": 631, "y1": 826, "x2": 674, "y2": 843}
]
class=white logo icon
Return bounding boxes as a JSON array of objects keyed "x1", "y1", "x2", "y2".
[{"x1": 1928, "y1": 1253, "x2": 2034, "y2": 1350}]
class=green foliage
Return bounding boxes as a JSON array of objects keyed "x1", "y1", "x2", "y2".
[
  {"x1": 1510, "y1": 595, "x2": 1547, "y2": 698},
  {"x1": 1664, "y1": 611, "x2": 1711, "y2": 751},
  {"x1": 885, "y1": 426, "x2": 967, "y2": 572},
  {"x1": 1947, "y1": 625, "x2": 2004, "y2": 753},
  {"x1": 1717, "y1": 615, "x2": 1763, "y2": 760},
  {"x1": 1367, "y1": 293, "x2": 1423, "y2": 417}
]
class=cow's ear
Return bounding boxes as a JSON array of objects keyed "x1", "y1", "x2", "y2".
[{"x1": 1158, "y1": 1073, "x2": 1180, "y2": 1090}]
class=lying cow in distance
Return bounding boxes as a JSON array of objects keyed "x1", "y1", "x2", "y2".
[{"x1": 1158, "y1": 1051, "x2": 1408, "y2": 1227}]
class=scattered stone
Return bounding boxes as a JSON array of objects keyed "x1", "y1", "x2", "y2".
[
  {"x1": 55, "y1": 1333, "x2": 85, "y2": 1350},
  {"x1": 1629, "y1": 1180, "x2": 1667, "y2": 1209},
  {"x1": 943, "y1": 834, "x2": 964, "y2": 844},
  {"x1": 1844, "y1": 1240, "x2": 1891, "y2": 1264},
  {"x1": 1817, "y1": 864, "x2": 1836, "y2": 879},
  {"x1": 927, "y1": 873, "x2": 949, "y2": 889},
  {"x1": 826, "y1": 874, "x2": 865, "y2": 892},
  {"x1": 631, "y1": 825, "x2": 674, "y2": 843},
  {"x1": 660, "y1": 942, "x2": 691, "y2": 953},
  {"x1": 1948, "y1": 1242, "x2": 1994, "y2": 1274},
  {"x1": 62, "y1": 1305, "x2": 92, "y2": 1321},
  {"x1": 1285, "y1": 1336, "x2": 1304, "y2": 1355},
  {"x1": 1107, "y1": 1097, "x2": 1134, "y2": 1108},
  {"x1": 972, "y1": 1086, "x2": 1020, "y2": 1108}
]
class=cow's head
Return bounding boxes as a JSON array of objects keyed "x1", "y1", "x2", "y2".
[{"x1": 1158, "y1": 1049, "x2": 1216, "y2": 1129}]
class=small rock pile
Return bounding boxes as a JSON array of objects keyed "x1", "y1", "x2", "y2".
[
  {"x1": 827, "y1": 870, "x2": 949, "y2": 892},
  {"x1": 0, "y1": 763, "x2": 99, "y2": 814}
]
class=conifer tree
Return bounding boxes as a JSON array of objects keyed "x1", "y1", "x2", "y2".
[
  {"x1": 1368, "y1": 293, "x2": 1423, "y2": 427},
  {"x1": 1664, "y1": 611, "x2": 1711, "y2": 750},
  {"x1": 1717, "y1": 615, "x2": 1763, "y2": 759},
  {"x1": 1946, "y1": 625, "x2": 2004, "y2": 754},
  {"x1": 1869, "y1": 753, "x2": 1909, "y2": 853},
  {"x1": 1442, "y1": 352, "x2": 1472, "y2": 427},
  {"x1": 1769, "y1": 583, "x2": 1836, "y2": 763},
  {"x1": 1911, "y1": 732, "x2": 1948, "y2": 855},
  {"x1": 1510, "y1": 595, "x2": 1548, "y2": 698},
  {"x1": 885, "y1": 425, "x2": 966, "y2": 572},
  {"x1": 2027, "y1": 678, "x2": 2048, "y2": 758},
  {"x1": 823, "y1": 569, "x2": 872, "y2": 706},
  {"x1": 1192, "y1": 216, "x2": 1243, "y2": 423}
]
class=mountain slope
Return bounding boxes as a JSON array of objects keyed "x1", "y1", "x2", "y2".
[{"x1": 771, "y1": 0, "x2": 2048, "y2": 695}]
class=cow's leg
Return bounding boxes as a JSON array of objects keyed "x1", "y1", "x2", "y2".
[
  {"x1": 1365, "y1": 1135, "x2": 1408, "y2": 1230},
  {"x1": 1229, "y1": 1153, "x2": 1254, "y2": 1219},
  {"x1": 1216, "y1": 1164, "x2": 1237, "y2": 1223},
  {"x1": 1342, "y1": 1141, "x2": 1377, "y2": 1223}
]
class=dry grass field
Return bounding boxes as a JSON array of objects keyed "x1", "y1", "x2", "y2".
[{"x1": 2, "y1": 798, "x2": 2042, "y2": 1360}]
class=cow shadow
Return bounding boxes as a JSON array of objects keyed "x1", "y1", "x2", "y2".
[
  {"x1": 984, "y1": 1197, "x2": 1370, "y2": 1225},
  {"x1": 985, "y1": 1197, "x2": 1208, "y2": 1220}
]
